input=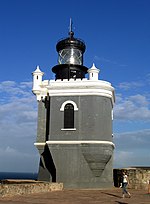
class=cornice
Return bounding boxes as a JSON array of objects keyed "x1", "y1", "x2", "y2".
[{"x1": 33, "y1": 79, "x2": 115, "y2": 104}]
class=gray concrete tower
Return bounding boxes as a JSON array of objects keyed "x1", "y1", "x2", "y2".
[{"x1": 32, "y1": 25, "x2": 115, "y2": 188}]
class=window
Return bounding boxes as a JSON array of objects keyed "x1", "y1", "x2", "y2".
[
  {"x1": 64, "y1": 103, "x2": 74, "y2": 128},
  {"x1": 60, "y1": 100, "x2": 78, "y2": 130}
]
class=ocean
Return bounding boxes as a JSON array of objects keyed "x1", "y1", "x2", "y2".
[{"x1": 0, "y1": 172, "x2": 38, "y2": 180}]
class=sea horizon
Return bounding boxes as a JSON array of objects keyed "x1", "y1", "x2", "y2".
[{"x1": 0, "y1": 172, "x2": 38, "y2": 180}]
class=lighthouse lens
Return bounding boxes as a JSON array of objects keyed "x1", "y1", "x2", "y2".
[{"x1": 58, "y1": 48, "x2": 82, "y2": 65}]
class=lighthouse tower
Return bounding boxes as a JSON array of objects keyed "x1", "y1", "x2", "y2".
[{"x1": 32, "y1": 25, "x2": 115, "y2": 188}]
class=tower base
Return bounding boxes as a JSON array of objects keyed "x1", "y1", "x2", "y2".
[{"x1": 36, "y1": 141, "x2": 114, "y2": 189}]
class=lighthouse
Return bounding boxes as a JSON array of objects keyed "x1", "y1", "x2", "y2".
[{"x1": 32, "y1": 24, "x2": 115, "y2": 188}]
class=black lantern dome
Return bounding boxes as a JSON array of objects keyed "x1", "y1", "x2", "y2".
[{"x1": 52, "y1": 22, "x2": 88, "y2": 80}]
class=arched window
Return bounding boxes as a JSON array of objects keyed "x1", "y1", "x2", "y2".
[
  {"x1": 60, "y1": 100, "x2": 78, "y2": 130},
  {"x1": 64, "y1": 103, "x2": 74, "y2": 128}
]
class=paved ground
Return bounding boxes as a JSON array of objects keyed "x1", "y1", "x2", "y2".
[{"x1": 0, "y1": 188, "x2": 149, "y2": 204}]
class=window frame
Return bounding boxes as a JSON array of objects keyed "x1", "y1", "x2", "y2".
[{"x1": 60, "y1": 100, "x2": 78, "y2": 130}]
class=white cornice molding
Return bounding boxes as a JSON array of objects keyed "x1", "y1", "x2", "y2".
[
  {"x1": 33, "y1": 79, "x2": 115, "y2": 104},
  {"x1": 47, "y1": 80, "x2": 115, "y2": 102}
]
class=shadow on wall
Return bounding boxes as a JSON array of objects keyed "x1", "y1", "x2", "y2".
[{"x1": 40, "y1": 144, "x2": 56, "y2": 182}]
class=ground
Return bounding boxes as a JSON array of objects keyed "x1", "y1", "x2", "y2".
[{"x1": 0, "y1": 188, "x2": 149, "y2": 204}]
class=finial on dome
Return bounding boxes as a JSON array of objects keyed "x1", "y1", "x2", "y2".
[
  {"x1": 91, "y1": 63, "x2": 98, "y2": 70},
  {"x1": 34, "y1": 65, "x2": 42, "y2": 73},
  {"x1": 69, "y1": 18, "x2": 74, "y2": 38},
  {"x1": 36, "y1": 65, "x2": 40, "y2": 70}
]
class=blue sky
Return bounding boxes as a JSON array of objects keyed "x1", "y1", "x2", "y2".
[{"x1": 0, "y1": 0, "x2": 150, "y2": 172}]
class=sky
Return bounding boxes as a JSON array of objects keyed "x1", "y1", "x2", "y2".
[{"x1": 0, "y1": 0, "x2": 150, "y2": 173}]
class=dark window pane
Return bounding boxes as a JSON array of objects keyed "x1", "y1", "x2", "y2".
[{"x1": 64, "y1": 103, "x2": 74, "y2": 128}]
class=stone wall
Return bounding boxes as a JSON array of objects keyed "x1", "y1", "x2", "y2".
[
  {"x1": 114, "y1": 167, "x2": 150, "y2": 190},
  {"x1": 0, "y1": 181, "x2": 63, "y2": 197}
]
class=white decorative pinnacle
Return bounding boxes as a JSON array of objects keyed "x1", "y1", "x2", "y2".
[
  {"x1": 32, "y1": 65, "x2": 44, "y2": 75},
  {"x1": 91, "y1": 63, "x2": 97, "y2": 69},
  {"x1": 90, "y1": 63, "x2": 100, "y2": 72},
  {"x1": 35, "y1": 65, "x2": 41, "y2": 71},
  {"x1": 32, "y1": 65, "x2": 44, "y2": 98},
  {"x1": 88, "y1": 63, "x2": 100, "y2": 80}
]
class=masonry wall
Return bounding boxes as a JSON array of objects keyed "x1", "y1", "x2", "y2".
[
  {"x1": 36, "y1": 94, "x2": 114, "y2": 188},
  {"x1": 0, "y1": 182, "x2": 63, "y2": 197},
  {"x1": 48, "y1": 95, "x2": 114, "y2": 188},
  {"x1": 49, "y1": 95, "x2": 113, "y2": 141},
  {"x1": 114, "y1": 168, "x2": 150, "y2": 190}
]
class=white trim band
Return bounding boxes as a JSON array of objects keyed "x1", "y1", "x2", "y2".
[
  {"x1": 34, "y1": 141, "x2": 115, "y2": 148},
  {"x1": 34, "y1": 142, "x2": 46, "y2": 146},
  {"x1": 46, "y1": 140, "x2": 115, "y2": 148}
]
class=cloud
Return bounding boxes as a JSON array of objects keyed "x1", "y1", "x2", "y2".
[
  {"x1": 113, "y1": 77, "x2": 150, "y2": 167},
  {"x1": 0, "y1": 80, "x2": 37, "y2": 123},
  {"x1": 146, "y1": 73, "x2": 150, "y2": 84},
  {"x1": 114, "y1": 129, "x2": 150, "y2": 150},
  {"x1": 20, "y1": 81, "x2": 33, "y2": 88},
  {"x1": 0, "y1": 80, "x2": 39, "y2": 172},
  {"x1": 113, "y1": 129, "x2": 150, "y2": 168},
  {"x1": 0, "y1": 81, "x2": 27, "y2": 96},
  {"x1": 114, "y1": 150, "x2": 134, "y2": 168},
  {"x1": 114, "y1": 149, "x2": 150, "y2": 168},
  {"x1": 94, "y1": 56, "x2": 127, "y2": 67},
  {"x1": 0, "y1": 146, "x2": 39, "y2": 172},
  {"x1": 129, "y1": 94, "x2": 149, "y2": 106},
  {"x1": 114, "y1": 94, "x2": 150, "y2": 120},
  {"x1": 117, "y1": 81, "x2": 144, "y2": 90}
]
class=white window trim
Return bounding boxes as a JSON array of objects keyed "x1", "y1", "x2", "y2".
[
  {"x1": 61, "y1": 128, "x2": 76, "y2": 131},
  {"x1": 60, "y1": 100, "x2": 78, "y2": 111}
]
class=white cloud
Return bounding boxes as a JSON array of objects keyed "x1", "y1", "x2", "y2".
[
  {"x1": 0, "y1": 81, "x2": 16, "y2": 87},
  {"x1": 94, "y1": 56, "x2": 127, "y2": 67},
  {"x1": 129, "y1": 94, "x2": 149, "y2": 106},
  {"x1": 0, "y1": 80, "x2": 33, "y2": 102},
  {"x1": 0, "y1": 146, "x2": 39, "y2": 172},
  {"x1": 113, "y1": 78, "x2": 150, "y2": 167},
  {"x1": 117, "y1": 81, "x2": 144, "y2": 90},
  {"x1": 0, "y1": 80, "x2": 39, "y2": 172},
  {"x1": 113, "y1": 129, "x2": 150, "y2": 168},
  {"x1": 114, "y1": 129, "x2": 150, "y2": 149},
  {"x1": 20, "y1": 81, "x2": 33, "y2": 88},
  {"x1": 114, "y1": 149, "x2": 150, "y2": 168},
  {"x1": 114, "y1": 94, "x2": 150, "y2": 120},
  {"x1": 0, "y1": 80, "x2": 37, "y2": 123},
  {"x1": 114, "y1": 150, "x2": 134, "y2": 168}
]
